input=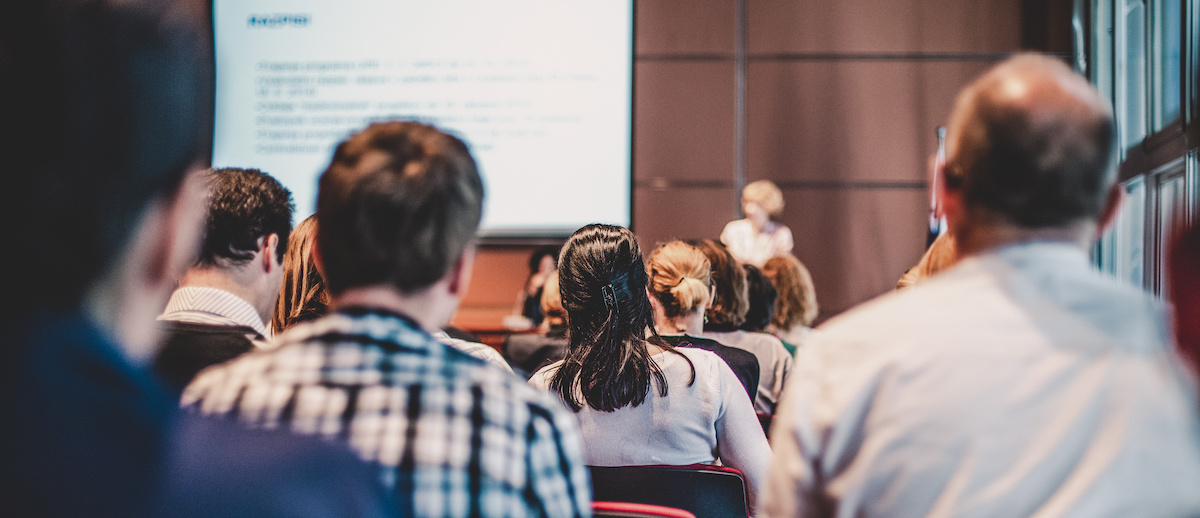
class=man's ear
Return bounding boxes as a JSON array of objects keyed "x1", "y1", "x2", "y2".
[
  {"x1": 1097, "y1": 183, "x2": 1125, "y2": 236},
  {"x1": 446, "y1": 245, "x2": 476, "y2": 297},
  {"x1": 260, "y1": 233, "x2": 280, "y2": 273},
  {"x1": 936, "y1": 163, "x2": 965, "y2": 234}
]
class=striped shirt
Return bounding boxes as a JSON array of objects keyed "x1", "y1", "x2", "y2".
[
  {"x1": 181, "y1": 306, "x2": 592, "y2": 517},
  {"x1": 432, "y1": 331, "x2": 515, "y2": 373},
  {"x1": 160, "y1": 286, "x2": 269, "y2": 339}
]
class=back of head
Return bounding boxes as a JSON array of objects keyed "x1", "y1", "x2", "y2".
[
  {"x1": 317, "y1": 121, "x2": 483, "y2": 295},
  {"x1": 741, "y1": 264, "x2": 777, "y2": 332},
  {"x1": 1, "y1": 0, "x2": 213, "y2": 309},
  {"x1": 944, "y1": 54, "x2": 1116, "y2": 228},
  {"x1": 762, "y1": 255, "x2": 819, "y2": 329},
  {"x1": 552, "y1": 224, "x2": 683, "y2": 412},
  {"x1": 647, "y1": 241, "x2": 712, "y2": 319},
  {"x1": 197, "y1": 168, "x2": 294, "y2": 269},
  {"x1": 273, "y1": 215, "x2": 329, "y2": 332},
  {"x1": 688, "y1": 240, "x2": 748, "y2": 330}
]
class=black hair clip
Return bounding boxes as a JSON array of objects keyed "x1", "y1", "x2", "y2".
[{"x1": 602, "y1": 284, "x2": 617, "y2": 311}]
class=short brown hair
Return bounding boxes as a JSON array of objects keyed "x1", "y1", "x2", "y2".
[
  {"x1": 317, "y1": 121, "x2": 483, "y2": 295},
  {"x1": 762, "y1": 255, "x2": 818, "y2": 329},
  {"x1": 689, "y1": 239, "x2": 748, "y2": 330},
  {"x1": 944, "y1": 54, "x2": 1115, "y2": 228}
]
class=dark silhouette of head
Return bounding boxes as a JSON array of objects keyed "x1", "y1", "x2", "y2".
[{"x1": 2, "y1": 0, "x2": 214, "y2": 309}]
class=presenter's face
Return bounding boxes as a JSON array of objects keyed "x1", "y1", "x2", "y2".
[{"x1": 743, "y1": 200, "x2": 768, "y2": 229}]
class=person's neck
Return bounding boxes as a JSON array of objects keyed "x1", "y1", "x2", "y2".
[
  {"x1": 332, "y1": 284, "x2": 452, "y2": 333},
  {"x1": 955, "y1": 219, "x2": 1094, "y2": 259},
  {"x1": 178, "y1": 267, "x2": 270, "y2": 325},
  {"x1": 656, "y1": 309, "x2": 705, "y2": 336}
]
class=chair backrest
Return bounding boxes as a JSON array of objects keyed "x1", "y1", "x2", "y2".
[
  {"x1": 593, "y1": 501, "x2": 696, "y2": 518},
  {"x1": 588, "y1": 465, "x2": 748, "y2": 518}
]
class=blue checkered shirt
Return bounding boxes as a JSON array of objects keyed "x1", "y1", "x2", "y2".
[{"x1": 182, "y1": 306, "x2": 591, "y2": 517}]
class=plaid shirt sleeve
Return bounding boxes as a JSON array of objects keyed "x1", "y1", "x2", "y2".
[{"x1": 524, "y1": 397, "x2": 591, "y2": 517}]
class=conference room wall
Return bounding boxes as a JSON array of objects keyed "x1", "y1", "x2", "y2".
[{"x1": 452, "y1": 0, "x2": 1069, "y2": 330}]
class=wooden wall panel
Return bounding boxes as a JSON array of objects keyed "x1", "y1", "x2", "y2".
[
  {"x1": 748, "y1": 0, "x2": 1023, "y2": 54},
  {"x1": 636, "y1": 0, "x2": 735, "y2": 56},
  {"x1": 778, "y1": 188, "x2": 929, "y2": 319},
  {"x1": 636, "y1": 62, "x2": 736, "y2": 182},
  {"x1": 633, "y1": 186, "x2": 739, "y2": 250}
]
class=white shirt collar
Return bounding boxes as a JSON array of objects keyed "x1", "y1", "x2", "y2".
[{"x1": 159, "y1": 286, "x2": 269, "y2": 338}]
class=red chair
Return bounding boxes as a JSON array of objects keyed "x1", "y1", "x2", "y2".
[
  {"x1": 593, "y1": 501, "x2": 696, "y2": 518},
  {"x1": 588, "y1": 464, "x2": 748, "y2": 518},
  {"x1": 757, "y1": 413, "x2": 774, "y2": 437}
]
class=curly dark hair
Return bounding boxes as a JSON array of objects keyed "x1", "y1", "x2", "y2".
[{"x1": 196, "y1": 168, "x2": 294, "y2": 267}]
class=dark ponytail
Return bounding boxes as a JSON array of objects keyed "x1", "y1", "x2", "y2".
[{"x1": 550, "y1": 225, "x2": 694, "y2": 412}]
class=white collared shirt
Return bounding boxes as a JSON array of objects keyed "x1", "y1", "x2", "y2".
[
  {"x1": 159, "y1": 286, "x2": 269, "y2": 339},
  {"x1": 765, "y1": 242, "x2": 1200, "y2": 517}
]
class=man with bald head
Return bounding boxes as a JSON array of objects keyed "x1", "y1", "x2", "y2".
[{"x1": 764, "y1": 55, "x2": 1200, "y2": 517}]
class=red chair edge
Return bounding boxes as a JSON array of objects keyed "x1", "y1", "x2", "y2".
[{"x1": 593, "y1": 501, "x2": 697, "y2": 518}]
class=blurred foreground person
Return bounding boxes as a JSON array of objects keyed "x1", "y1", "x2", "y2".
[
  {"x1": 0, "y1": 1, "x2": 390, "y2": 515},
  {"x1": 184, "y1": 121, "x2": 590, "y2": 517},
  {"x1": 765, "y1": 55, "x2": 1200, "y2": 517},
  {"x1": 154, "y1": 168, "x2": 294, "y2": 395},
  {"x1": 531, "y1": 225, "x2": 770, "y2": 515}
]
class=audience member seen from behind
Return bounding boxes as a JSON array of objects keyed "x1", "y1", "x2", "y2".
[
  {"x1": 761, "y1": 255, "x2": 819, "y2": 352},
  {"x1": 764, "y1": 54, "x2": 1200, "y2": 517},
  {"x1": 647, "y1": 241, "x2": 761, "y2": 403},
  {"x1": 273, "y1": 214, "x2": 329, "y2": 332},
  {"x1": 513, "y1": 245, "x2": 560, "y2": 327},
  {"x1": 154, "y1": 167, "x2": 293, "y2": 395},
  {"x1": 1171, "y1": 223, "x2": 1200, "y2": 376},
  {"x1": 741, "y1": 264, "x2": 780, "y2": 342},
  {"x1": 721, "y1": 180, "x2": 794, "y2": 267},
  {"x1": 0, "y1": 1, "x2": 390, "y2": 515},
  {"x1": 503, "y1": 271, "x2": 569, "y2": 378},
  {"x1": 896, "y1": 231, "x2": 959, "y2": 289},
  {"x1": 272, "y1": 213, "x2": 510, "y2": 371},
  {"x1": 530, "y1": 225, "x2": 771, "y2": 515},
  {"x1": 183, "y1": 121, "x2": 589, "y2": 516},
  {"x1": 692, "y1": 239, "x2": 793, "y2": 414}
]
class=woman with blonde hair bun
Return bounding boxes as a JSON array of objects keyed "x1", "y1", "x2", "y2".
[{"x1": 647, "y1": 241, "x2": 760, "y2": 402}]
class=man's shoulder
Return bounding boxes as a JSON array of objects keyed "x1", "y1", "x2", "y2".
[{"x1": 185, "y1": 312, "x2": 563, "y2": 415}]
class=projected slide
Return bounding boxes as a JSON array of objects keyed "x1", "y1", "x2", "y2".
[{"x1": 212, "y1": 1, "x2": 632, "y2": 236}]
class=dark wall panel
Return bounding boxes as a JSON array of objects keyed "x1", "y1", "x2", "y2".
[
  {"x1": 779, "y1": 188, "x2": 929, "y2": 318},
  {"x1": 633, "y1": 186, "x2": 739, "y2": 249},
  {"x1": 748, "y1": 0, "x2": 1022, "y2": 54},
  {"x1": 636, "y1": 0, "x2": 735, "y2": 56},
  {"x1": 636, "y1": 62, "x2": 736, "y2": 182}
]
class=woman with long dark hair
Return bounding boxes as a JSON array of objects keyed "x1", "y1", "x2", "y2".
[{"x1": 530, "y1": 225, "x2": 770, "y2": 513}]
